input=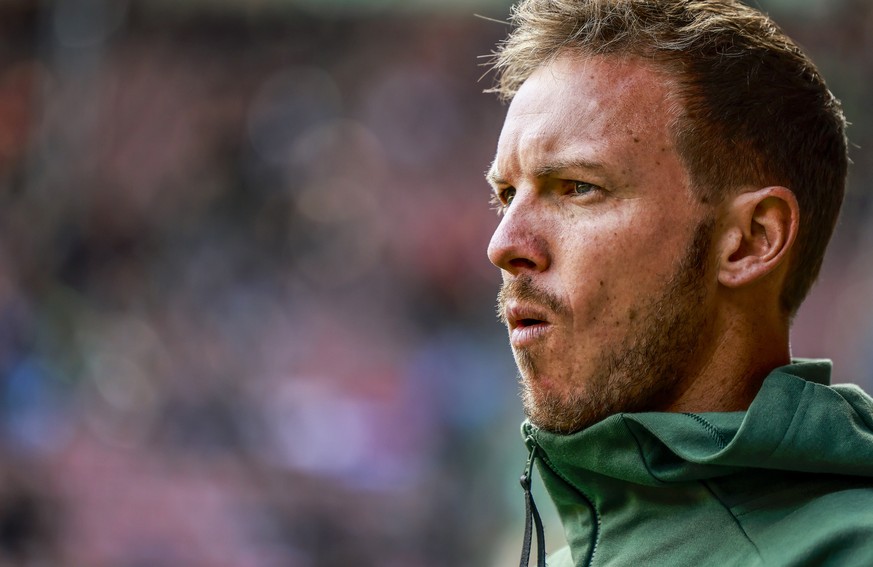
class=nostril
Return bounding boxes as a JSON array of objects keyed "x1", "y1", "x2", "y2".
[{"x1": 509, "y1": 258, "x2": 537, "y2": 270}]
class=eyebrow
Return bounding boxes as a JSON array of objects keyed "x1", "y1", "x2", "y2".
[
  {"x1": 486, "y1": 157, "x2": 606, "y2": 188},
  {"x1": 485, "y1": 166, "x2": 504, "y2": 188},
  {"x1": 533, "y1": 158, "x2": 605, "y2": 178}
]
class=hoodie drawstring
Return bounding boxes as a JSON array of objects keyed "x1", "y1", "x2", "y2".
[{"x1": 520, "y1": 440, "x2": 546, "y2": 567}]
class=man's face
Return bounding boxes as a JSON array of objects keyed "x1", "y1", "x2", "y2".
[{"x1": 487, "y1": 53, "x2": 718, "y2": 433}]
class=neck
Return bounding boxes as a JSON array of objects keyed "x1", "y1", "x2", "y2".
[{"x1": 664, "y1": 304, "x2": 791, "y2": 413}]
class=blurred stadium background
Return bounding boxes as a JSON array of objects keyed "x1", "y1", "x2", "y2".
[{"x1": 0, "y1": 0, "x2": 869, "y2": 565}]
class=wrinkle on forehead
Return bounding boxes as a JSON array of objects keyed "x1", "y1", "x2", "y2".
[{"x1": 494, "y1": 52, "x2": 684, "y2": 186}]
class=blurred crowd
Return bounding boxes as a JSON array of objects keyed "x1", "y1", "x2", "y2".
[{"x1": 0, "y1": 1, "x2": 870, "y2": 566}]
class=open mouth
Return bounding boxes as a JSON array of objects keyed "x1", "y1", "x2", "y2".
[
  {"x1": 505, "y1": 304, "x2": 551, "y2": 330},
  {"x1": 505, "y1": 305, "x2": 552, "y2": 347}
]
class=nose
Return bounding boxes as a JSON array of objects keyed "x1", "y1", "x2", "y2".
[{"x1": 487, "y1": 201, "x2": 550, "y2": 275}]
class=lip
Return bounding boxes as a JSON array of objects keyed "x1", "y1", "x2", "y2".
[{"x1": 505, "y1": 303, "x2": 552, "y2": 348}]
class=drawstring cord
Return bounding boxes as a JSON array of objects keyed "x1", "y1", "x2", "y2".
[{"x1": 519, "y1": 439, "x2": 546, "y2": 567}]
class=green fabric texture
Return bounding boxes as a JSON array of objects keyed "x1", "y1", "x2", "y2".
[{"x1": 522, "y1": 360, "x2": 873, "y2": 566}]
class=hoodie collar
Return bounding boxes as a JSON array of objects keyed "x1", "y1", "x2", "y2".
[{"x1": 524, "y1": 359, "x2": 873, "y2": 487}]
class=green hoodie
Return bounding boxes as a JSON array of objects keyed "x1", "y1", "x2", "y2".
[{"x1": 521, "y1": 360, "x2": 873, "y2": 567}]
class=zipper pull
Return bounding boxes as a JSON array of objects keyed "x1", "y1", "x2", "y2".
[{"x1": 519, "y1": 438, "x2": 546, "y2": 567}]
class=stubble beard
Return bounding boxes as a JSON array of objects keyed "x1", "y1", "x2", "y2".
[{"x1": 503, "y1": 218, "x2": 714, "y2": 434}]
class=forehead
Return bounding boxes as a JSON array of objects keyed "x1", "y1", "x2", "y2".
[{"x1": 492, "y1": 53, "x2": 685, "y2": 184}]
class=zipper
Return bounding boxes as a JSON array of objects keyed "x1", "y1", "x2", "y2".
[
  {"x1": 520, "y1": 424, "x2": 601, "y2": 567},
  {"x1": 519, "y1": 435, "x2": 546, "y2": 567}
]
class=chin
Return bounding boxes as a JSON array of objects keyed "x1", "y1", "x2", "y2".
[{"x1": 519, "y1": 371, "x2": 598, "y2": 433}]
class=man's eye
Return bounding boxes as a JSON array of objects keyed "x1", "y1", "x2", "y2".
[
  {"x1": 502, "y1": 187, "x2": 516, "y2": 204},
  {"x1": 571, "y1": 181, "x2": 597, "y2": 195},
  {"x1": 492, "y1": 187, "x2": 515, "y2": 207},
  {"x1": 489, "y1": 187, "x2": 515, "y2": 215}
]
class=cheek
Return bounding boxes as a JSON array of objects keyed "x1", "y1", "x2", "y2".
[
  {"x1": 558, "y1": 235, "x2": 621, "y2": 330},
  {"x1": 553, "y1": 200, "x2": 699, "y2": 317},
  {"x1": 559, "y1": 221, "x2": 672, "y2": 326}
]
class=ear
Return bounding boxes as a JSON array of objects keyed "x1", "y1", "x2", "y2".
[{"x1": 717, "y1": 186, "x2": 799, "y2": 288}]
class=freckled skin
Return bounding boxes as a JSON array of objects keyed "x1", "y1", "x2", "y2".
[{"x1": 488, "y1": 54, "x2": 719, "y2": 432}]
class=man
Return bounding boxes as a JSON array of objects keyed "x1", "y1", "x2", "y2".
[{"x1": 484, "y1": 1, "x2": 873, "y2": 565}]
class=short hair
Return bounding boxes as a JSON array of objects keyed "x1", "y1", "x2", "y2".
[{"x1": 488, "y1": 0, "x2": 848, "y2": 316}]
